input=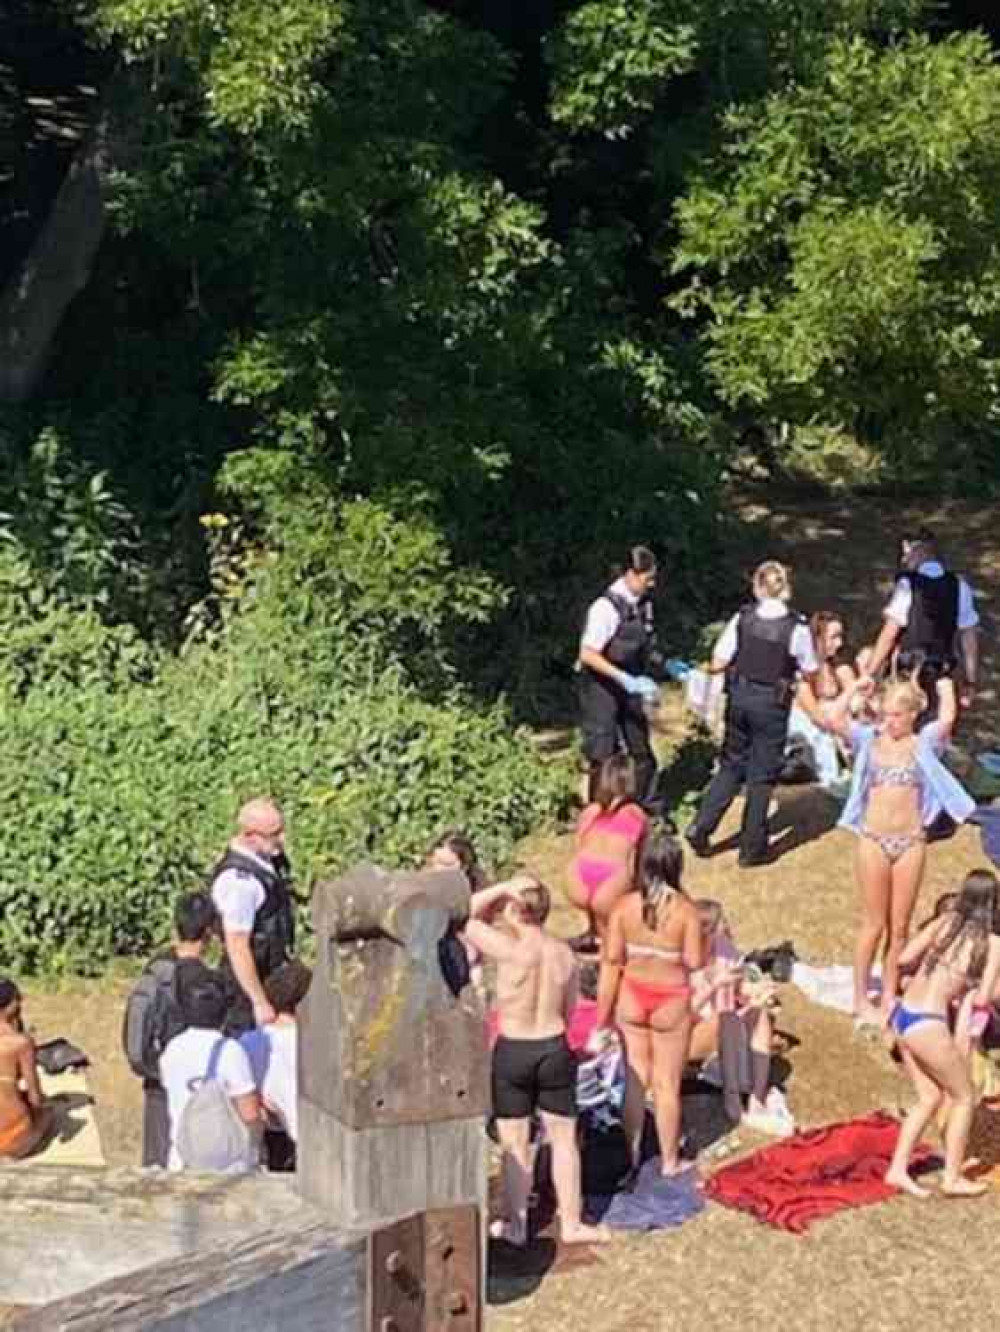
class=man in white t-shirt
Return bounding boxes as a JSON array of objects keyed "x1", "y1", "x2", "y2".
[
  {"x1": 240, "y1": 959, "x2": 311, "y2": 1169},
  {"x1": 210, "y1": 797, "x2": 295, "y2": 1034},
  {"x1": 159, "y1": 966, "x2": 261, "y2": 1171},
  {"x1": 577, "y1": 545, "x2": 661, "y2": 805}
]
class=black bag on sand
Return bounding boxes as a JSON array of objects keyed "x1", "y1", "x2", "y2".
[{"x1": 36, "y1": 1038, "x2": 89, "y2": 1076}]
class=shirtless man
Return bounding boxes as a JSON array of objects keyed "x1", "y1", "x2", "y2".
[
  {"x1": 0, "y1": 979, "x2": 54, "y2": 1160},
  {"x1": 465, "y1": 875, "x2": 609, "y2": 1246}
]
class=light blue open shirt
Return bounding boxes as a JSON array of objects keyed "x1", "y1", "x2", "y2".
[{"x1": 838, "y1": 721, "x2": 976, "y2": 834}]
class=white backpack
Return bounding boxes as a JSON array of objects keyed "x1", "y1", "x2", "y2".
[{"x1": 175, "y1": 1038, "x2": 254, "y2": 1173}]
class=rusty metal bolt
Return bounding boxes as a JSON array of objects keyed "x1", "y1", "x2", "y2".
[
  {"x1": 445, "y1": 1291, "x2": 469, "y2": 1316},
  {"x1": 381, "y1": 1319, "x2": 399, "y2": 1332},
  {"x1": 385, "y1": 1249, "x2": 404, "y2": 1275}
]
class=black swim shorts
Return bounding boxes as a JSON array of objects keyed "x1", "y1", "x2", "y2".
[{"x1": 491, "y1": 1033, "x2": 577, "y2": 1120}]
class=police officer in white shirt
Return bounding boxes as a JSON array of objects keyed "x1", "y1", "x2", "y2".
[
  {"x1": 578, "y1": 546, "x2": 661, "y2": 805},
  {"x1": 210, "y1": 798, "x2": 295, "y2": 1034},
  {"x1": 686, "y1": 561, "x2": 819, "y2": 867},
  {"x1": 864, "y1": 528, "x2": 980, "y2": 712}
]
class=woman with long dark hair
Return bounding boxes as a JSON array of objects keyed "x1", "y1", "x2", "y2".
[
  {"x1": 884, "y1": 870, "x2": 1000, "y2": 1198},
  {"x1": 596, "y1": 829, "x2": 703, "y2": 1176},
  {"x1": 567, "y1": 754, "x2": 647, "y2": 950},
  {"x1": 786, "y1": 611, "x2": 857, "y2": 787}
]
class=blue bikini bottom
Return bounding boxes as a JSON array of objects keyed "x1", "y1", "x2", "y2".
[{"x1": 890, "y1": 1002, "x2": 948, "y2": 1039}]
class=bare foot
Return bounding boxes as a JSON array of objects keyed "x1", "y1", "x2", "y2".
[
  {"x1": 659, "y1": 1159, "x2": 691, "y2": 1177},
  {"x1": 885, "y1": 1169, "x2": 930, "y2": 1199},
  {"x1": 941, "y1": 1176, "x2": 989, "y2": 1198},
  {"x1": 489, "y1": 1218, "x2": 528, "y2": 1246},
  {"x1": 560, "y1": 1222, "x2": 612, "y2": 1245}
]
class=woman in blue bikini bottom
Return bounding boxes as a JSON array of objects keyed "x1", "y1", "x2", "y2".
[{"x1": 884, "y1": 871, "x2": 1000, "y2": 1199}]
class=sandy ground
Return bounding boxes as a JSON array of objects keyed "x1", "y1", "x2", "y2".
[{"x1": 12, "y1": 493, "x2": 1000, "y2": 1328}]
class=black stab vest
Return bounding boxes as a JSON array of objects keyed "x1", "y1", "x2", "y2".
[
  {"x1": 733, "y1": 606, "x2": 799, "y2": 685},
  {"x1": 899, "y1": 571, "x2": 959, "y2": 661}
]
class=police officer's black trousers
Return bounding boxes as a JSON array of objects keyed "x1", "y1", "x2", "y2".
[
  {"x1": 578, "y1": 672, "x2": 657, "y2": 805},
  {"x1": 690, "y1": 681, "x2": 790, "y2": 861}
]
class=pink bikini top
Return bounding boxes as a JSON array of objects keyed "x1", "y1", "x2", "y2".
[{"x1": 580, "y1": 802, "x2": 647, "y2": 843}]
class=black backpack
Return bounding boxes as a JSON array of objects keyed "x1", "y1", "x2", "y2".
[{"x1": 121, "y1": 956, "x2": 186, "y2": 1081}]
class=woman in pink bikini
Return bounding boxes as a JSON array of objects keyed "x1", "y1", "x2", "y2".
[
  {"x1": 595, "y1": 829, "x2": 704, "y2": 1176},
  {"x1": 568, "y1": 755, "x2": 648, "y2": 951}
]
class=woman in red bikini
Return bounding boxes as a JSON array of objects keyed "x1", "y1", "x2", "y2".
[
  {"x1": 568, "y1": 755, "x2": 647, "y2": 952},
  {"x1": 595, "y1": 829, "x2": 704, "y2": 1176}
]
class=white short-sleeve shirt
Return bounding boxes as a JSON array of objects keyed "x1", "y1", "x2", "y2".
[
  {"x1": 211, "y1": 852, "x2": 270, "y2": 934},
  {"x1": 241, "y1": 1022, "x2": 298, "y2": 1142},
  {"x1": 580, "y1": 577, "x2": 640, "y2": 654},
  {"x1": 160, "y1": 1026, "x2": 257, "y2": 1170},
  {"x1": 884, "y1": 561, "x2": 979, "y2": 631},
  {"x1": 712, "y1": 599, "x2": 819, "y2": 674}
]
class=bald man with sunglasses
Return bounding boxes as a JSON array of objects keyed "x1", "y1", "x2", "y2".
[{"x1": 209, "y1": 798, "x2": 296, "y2": 1033}]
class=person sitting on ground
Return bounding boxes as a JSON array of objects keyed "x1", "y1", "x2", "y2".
[
  {"x1": 786, "y1": 612, "x2": 857, "y2": 787},
  {"x1": 884, "y1": 869, "x2": 1000, "y2": 1198},
  {"x1": 465, "y1": 874, "x2": 610, "y2": 1247},
  {"x1": 0, "y1": 979, "x2": 54, "y2": 1161},
  {"x1": 825, "y1": 676, "x2": 975, "y2": 1031},
  {"x1": 240, "y1": 960, "x2": 312, "y2": 1172},
  {"x1": 688, "y1": 901, "x2": 792, "y2": 1137},
  {"x1": 160, "y1": 966, "x2": 262, "y2": 1173},
  {"x1": 596, "y1": 829, "x2": 704, "y2": 1178},
  {"x1": 123, "y1": 891, "x2": 220, "y2": 1167},
  {"x1": 567, "y1": 754, "x2": 648, "y2": 953}
]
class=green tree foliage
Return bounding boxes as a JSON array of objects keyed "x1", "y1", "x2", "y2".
[
  {"x1": 674, "y1": 33, "x2": 1000, "y2": 459},
  {"x1": 4, "y1": 1, "x2": 1000, "y2": 969}
]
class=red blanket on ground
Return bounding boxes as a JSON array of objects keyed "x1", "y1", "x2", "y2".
[{"x1": 705, "y1": 1111, "x2": 937, "y2": 1234}]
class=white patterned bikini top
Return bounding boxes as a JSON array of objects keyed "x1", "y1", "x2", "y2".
[{"x1": 870, "y1": 761, "x2": 921, "y2": 789}]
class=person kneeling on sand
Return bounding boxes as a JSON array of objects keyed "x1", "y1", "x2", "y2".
[
  {"x1": 465, "y1": 875, "x2": 610, "y2": 1246},
  {"x1": 0, "y1": 979, "x2": 55, "y2": 1160}
]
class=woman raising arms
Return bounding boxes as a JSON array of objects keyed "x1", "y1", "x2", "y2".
[
  {"x1": 826, "y1": 676, "x2": 975, "y2": 1029},
  {"x1": 595, "y1": 829, "x2": 704, "y2": 1176}
]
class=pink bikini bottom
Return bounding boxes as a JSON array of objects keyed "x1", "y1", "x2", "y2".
[{"x1": 574, "y1": 856, "x2": 619, "y2": 902}]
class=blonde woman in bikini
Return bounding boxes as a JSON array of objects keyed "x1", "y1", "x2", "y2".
[
  {"x1": 884, "y1": 869, "x2": 1000, "y2": 1198},
  {"x1": 826, "y1": 677, "x2": 974, "y2": 1030},
  {"x1": 596, "y1": 829, "x2": 703, "y2": 1177},
  {"x1": 0, "y1": 979, "x2": 54, "y2": 1160}
]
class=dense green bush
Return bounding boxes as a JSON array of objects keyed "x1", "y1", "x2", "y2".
[
  {"x1": 0, "y1": 632, "x2": 570, "y2": 974},
  {"x1": 0, "y1": 443, "x2": 571, "y2": 974}
]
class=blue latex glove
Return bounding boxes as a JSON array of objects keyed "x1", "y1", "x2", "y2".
[
  {"x1": 664, "y1": 658, "x2": 692, "y2": 683},
  {"x1": 634, "y1": 675, "x2": 660, "y2": 700},
  {"x1": 617, "y1": 672, "x2": 644, "y2": 696}
]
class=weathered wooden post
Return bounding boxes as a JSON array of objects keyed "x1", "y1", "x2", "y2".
[{"x1": 297, "y1": 863, "x2": 488, "y2": 1330}]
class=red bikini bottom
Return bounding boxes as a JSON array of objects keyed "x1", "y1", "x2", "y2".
[{"x1": 621, "y1": 976, "x2": 692, "y2": 1021}]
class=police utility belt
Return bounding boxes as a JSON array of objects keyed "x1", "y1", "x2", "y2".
[{"x1": 727, "y1": 672, "x2": 795, "y2": 708}]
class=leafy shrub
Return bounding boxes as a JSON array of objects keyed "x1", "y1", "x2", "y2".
[
  {"x1": 0, "y1": 635, "x2": 570, "y2": 974},
  {"x1": 0, "y1": 440, "x2": 571, "y2": 975}
]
